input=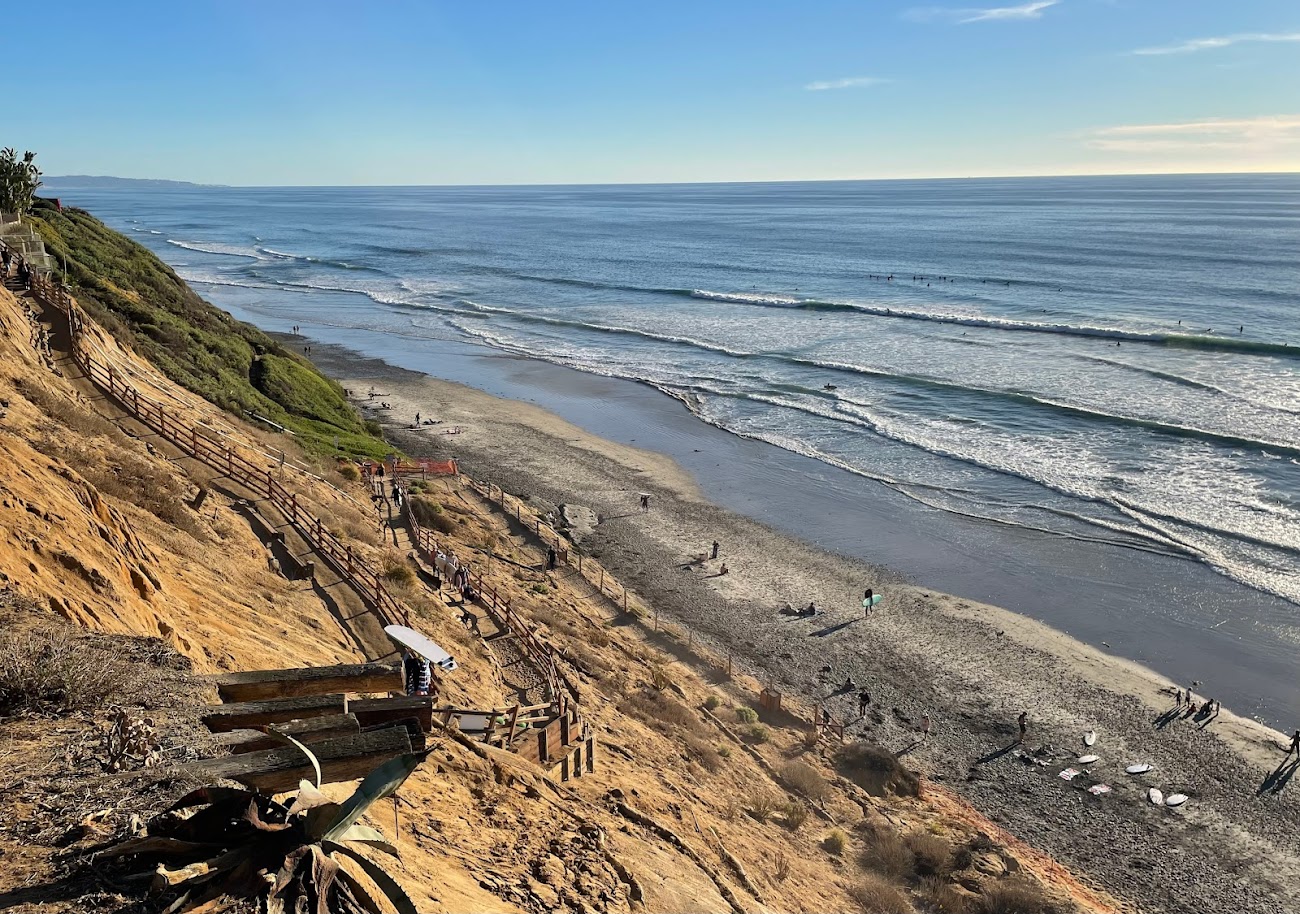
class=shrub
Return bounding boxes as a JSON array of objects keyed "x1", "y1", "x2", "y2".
[
  {"x1": 704, "y1": 694, "x2": 721, "y2": 711},
  {"x1": 530, "y1": 583, "x2": 549, "y2": 595},
  {"x1": 906, "y1": 832, "x2": 953, "y2": 878},
  {"x1": 917, "y1": 875, "x2": 967, "y2": 913},
  {"x1": 781, "y1": 801, "x2": 808, "y2": 831},
  {"x1": 782, "y1": 760, "x2": 829, "y2": 801},
  {"x1": 0, "y1": 628, "x2": 135, "y2": 716},
  {"x1": 410, "y1": 496, "x2": 458, "y2": 534},
  {"x1": 822, "y1": 829, "x2": 847, "y2": 855},
  {"x1": 747, "y1": 793, "x2": 781, "y2": 823},
  {"x1": 858, "y1": 826, "x2": 916, "y2": 881},
  {"x1": 622, "y1": 689, "x2": 703, "y2": 735},
  {"x1": 969, "y1": 880, "x2": 1064, "y2": 914},
  {"x1": 848, "y1": 875, "x2": 914, "y2": 913},
  {"x1": 774, "y1": 851, "x2": 791, "y2": 882},
  {"x1": 337, "y1": 463, "x2": 360, "y2": 482},
  {"x1": 735, "y1": 706, "x2": 759, "y2": 724},
  {"x1": 380, "y1": 553, "x2": 416, "y2": 586},
  {"x1": 745, "y1": 723, "x2": 770, "y2": 743},
  {"x1": 684, "y1": 735, "x2": 724, "y2": 773},
  {"x1": 837, "y1": 742, "x2": 921, "y2": 797},
  {"x1": 718, "y1": 746, "x2": 732, "y2": 759}
]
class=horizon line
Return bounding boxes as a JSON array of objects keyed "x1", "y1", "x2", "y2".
[{"x1": 43, "y1": 168, "x2": 1300, "y2": 191}]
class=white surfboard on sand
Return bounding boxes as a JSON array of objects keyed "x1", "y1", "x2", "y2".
[
  {"x1": 385, "y1": 624, "x2": 457, "y2": 671},
  {"x1": 1148, "y1": 788, "x2": 1164, "y2": 805},
  {"x1": 1164, "y1": 793, "x2": 1188, "y2": 807},
  {"x1": 1126, "y1": 763, "x2": 1153, "y2": 775},
  {"x1": 1083, "y1": 731, "x2": 1097, "y2": 747},
  {"x1": 1077, "y1": 754, "x2": 1099, "y2": 764}
]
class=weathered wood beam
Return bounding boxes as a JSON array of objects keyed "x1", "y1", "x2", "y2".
[
  {"x1": 185, "y1": 727, "x2": 414, "y2": 792},
  {"x1": 207, "y1": 663, "x2": 402, "y2": 703},
  {"x1": 202, "y1": 694, "x2": 348, "y2": 732},
  {"x1": 211, "y1": 713, "x2": 361, "y2": 754},
  {"x1": 351, "y1": 696, "x2": 433, "y2": 731}
]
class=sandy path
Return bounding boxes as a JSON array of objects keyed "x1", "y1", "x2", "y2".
[{"x1": 318, "y1": 345, "x2": 1300, "y2": 914}]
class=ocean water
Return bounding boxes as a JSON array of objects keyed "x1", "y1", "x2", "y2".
[{"x1": 50, "y1": 176, "x2": 1300, "y2": 618}]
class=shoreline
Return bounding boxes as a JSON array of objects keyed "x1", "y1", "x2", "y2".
[{"x1": 299, "y1": 334, "x2": 1300, "y2": 914}]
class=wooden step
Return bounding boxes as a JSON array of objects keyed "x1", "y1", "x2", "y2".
[
  {"x1": 350, "y1": 695, "x2": 434, "y2": 731},
  {"x1": 206, "y1": 662, "x2": 402, "y2": 703}
]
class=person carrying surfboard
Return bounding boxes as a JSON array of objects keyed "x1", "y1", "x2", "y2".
[{"x1": 863, "y1": 588, "x2": 874, "y2": 617}]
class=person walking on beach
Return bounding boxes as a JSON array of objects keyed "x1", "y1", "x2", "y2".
[
  {"x1": 858, "y1": 689, "x2": 871, "y2": 718},
  {"x1": 1017, "y1": 710, "x2": 1028, "y2": 744},
  {"x1": 863, "y1": 587, "x2": 875, "y2": 617},
  {"x1": 639, "y1": 493, "x2": 650, "y2": 513},
  {"x1": 921, "y1": 714, "x2": 932, "y2": 742},
  {"x1": 711, "y1": 540, "x2": 720, "y2": 560},
  {"x1": 546, "y1": 546, "x2": 557, "y2": 571},
  {"x1": 1175, "y1": 688, "x2": 1184, "y2": 709},
  {"x1": 1288, "y1": 730, "x2": 1300, "y2": 758}
]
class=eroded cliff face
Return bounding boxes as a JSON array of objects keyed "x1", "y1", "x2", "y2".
[{"x1": 0, "y1": 286, "x2": 360, "y2": 672}]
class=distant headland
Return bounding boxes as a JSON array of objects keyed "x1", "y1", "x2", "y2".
[{"x1": 42, "y1": 175, "x2": 224, "y2": 189}]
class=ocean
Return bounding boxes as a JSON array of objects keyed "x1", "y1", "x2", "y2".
[{"x1": 50, "y1": 176, "x2": 1300, "y2": 608}]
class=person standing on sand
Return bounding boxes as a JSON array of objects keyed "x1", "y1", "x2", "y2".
[
  {"x1": 1288, "y1": 730, "x2": 1300, "y2": 758},
  {"x1": 711, "y1": 540, "x2": 720, "y2": 560},
  {"x1": 921, "y1": 714, "x2": 932, "y2": 741},
  {"x1": 546, "y1": 546, "x2": 557, "y2": 571},
  {"x1": 1175, "y1": 689, "x2": 1184, "y2": 709},
  {"x1": 858, "y1": 689, "x2": 871, "y2": 718},
  {"x1": 863, "y1": 588, "x2": 874, "y2": 616},
  {"x1": 639, "y1": 493, "x2": 650, "y2": 513},
  {"x1": 1017, "y1": 710, "x2": 1028, "y2": 744}
]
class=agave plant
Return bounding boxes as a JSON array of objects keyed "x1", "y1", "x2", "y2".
[{"x1": 100, "y1": 740, "x2": 428, "y2": 914}]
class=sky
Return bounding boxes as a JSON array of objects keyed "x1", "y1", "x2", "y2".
[{"x1": 13, "y1": 0, "x2": 1300, "y2": 185}]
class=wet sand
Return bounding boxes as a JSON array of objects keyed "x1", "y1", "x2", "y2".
[{"x1": 301, "y1": 337, "x2": 1299, "y2": 914}]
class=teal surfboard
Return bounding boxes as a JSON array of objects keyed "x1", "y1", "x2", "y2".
[{"x1": 861, "y1": 594, "x2": 883, "y2": 609}]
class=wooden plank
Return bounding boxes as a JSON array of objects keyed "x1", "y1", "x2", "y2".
[
  {"x1": 351, "y1": 696, "x2": 434, "y2": 731},
  {"x1": 185, "y1": 727, "x2": 413, "y2": 793},
  {"x1": 212, "y1": 714, "x2": 361, "y2": 754},
  {"x1": 202, "y1": 695, "x2": 347, "y2": 732},
  {"x1": 208, "y1": 663, "x2": 403, "y2": 703}
]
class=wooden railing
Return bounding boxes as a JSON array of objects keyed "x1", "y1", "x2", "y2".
[
  {"x1": 16, "y1": 265, "x2": 410, "y2": 630},
  {"x1": 400, "y1": 485, "x2": 567, "y2": 714}
]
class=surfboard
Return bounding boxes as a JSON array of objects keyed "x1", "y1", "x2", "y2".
[
  {"x1": 1148, "y1": 788, "x2": 1164, "y2": 805},
  {"x1": 1083, "y1": 731, "x2": 1097, "y2": 747},
  {"x1": 1125, "y1": 763, "x2": 1153, "y2": 775},
  {"x1": 1164, "y1": 793, "x2": 1187, "y2": 807},
  {"x1": 384, "y1": 624, "x2": 457, "y2": 671},
  {"x1": 861, "y1": 594, "x2": 883, "y2": 609},
  {"x1": 1077, "y1": 754, "x2": 1099, "y2": 764}
]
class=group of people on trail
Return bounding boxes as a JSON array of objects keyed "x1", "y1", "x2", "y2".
[{"x1": 1, "y1": 249, "x2": 32, "y2": 290}]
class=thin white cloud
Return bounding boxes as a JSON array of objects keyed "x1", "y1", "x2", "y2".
[
  {"x1": 1132, "y1": 32, "x2": 1300, "y2": 56},
  {"x1": 804, "y1": 76, "x2": 892, "y2": 91},
  {"x1": 905, "y1": 1, "x2": 1059, "y2": 24},
  {"x1": 1085, "y1": 114, "x2": 1300, "y2": 153}
]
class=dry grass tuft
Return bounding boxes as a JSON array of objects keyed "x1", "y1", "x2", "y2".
[
  {"x1": 848, "y1": 874, "x2": 914, "y2": 913},
  {"x1": 822, "y1": 828, "x2": 848, "y2": 855},
  {"x1": 970, "y1": 879, "x2": 1069, "y2": 914},
  {"x1": 0, "y1": 627, "x2": 137, "y2": 717},
  {"x1": 781, "y1": 759, "x2": 829, "y2": 800},
  {"x1": 905, "y1": 831, "x2": 954, "y2": 877},
  {"x1": 917, "y1": 875, "x2": 967, "y2": 912},
  {"x1": 858, "y1": 825, "x2": 916, "y2": 881},
  {"x1": 622, "y1": 688, "x2": 705, "y2": 736},
  {"x1": 837, "y1": 742, "x2": 921, "y2": 797}
]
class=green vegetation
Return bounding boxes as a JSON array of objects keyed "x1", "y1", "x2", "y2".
[
  {"x1": 26, "y1": 198, "x2": 390, "y2": 459},
  {"x1": 0, "y1": 148, "x2": 41, "y2": 213}
]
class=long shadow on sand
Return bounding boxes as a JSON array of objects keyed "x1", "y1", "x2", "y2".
[
  {"x1": 1258, "y1": 756, "x2": 1300, "y2": 796},
  {"x1": 811, "y1": 618, "x2": 860, "y2": 638},
  {"x1": 974, "y1": 742, "x2": 1020, "y2": 766}
]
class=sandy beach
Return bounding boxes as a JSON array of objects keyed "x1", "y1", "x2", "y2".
[{"x1": 303, "y1": 339, "x2": 1299, "y2": 914}]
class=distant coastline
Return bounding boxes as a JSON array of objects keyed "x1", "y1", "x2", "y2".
[{"x1": 43, "y1": 175, "x2": 225, "y2": 190}]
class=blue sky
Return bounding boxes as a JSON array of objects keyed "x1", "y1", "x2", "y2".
[{"x1": 15, "y1": 0, "x2": 1300, "y2": 184}]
